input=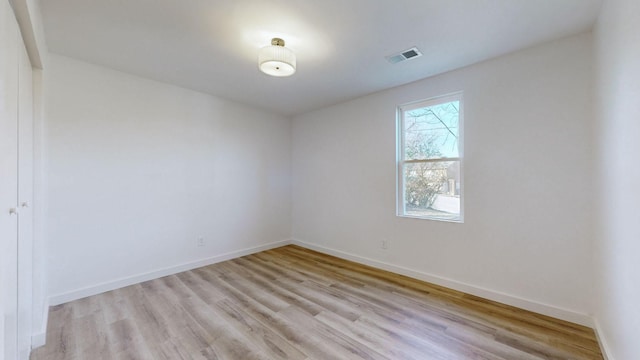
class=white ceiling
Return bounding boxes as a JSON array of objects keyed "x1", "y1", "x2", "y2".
[{"x1": 40, "y1": 0, "x2": 602, "y2": 116}]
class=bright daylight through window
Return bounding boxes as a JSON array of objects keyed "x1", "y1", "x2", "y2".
[{"x1": 397, "y1": 93, "x2": 463, "y2": 222}]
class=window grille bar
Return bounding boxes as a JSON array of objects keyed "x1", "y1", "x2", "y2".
[{"x1": 402, "y1": 157, "x2": 460, "y2": 164}]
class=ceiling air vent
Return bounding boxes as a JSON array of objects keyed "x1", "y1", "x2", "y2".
[{"x1": 385, "y1": 47, "x2": 423, "y2": 64}]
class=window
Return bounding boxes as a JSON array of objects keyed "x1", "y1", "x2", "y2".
[{"x1": 397, "y1": 93, "x2": 463, "y2": 222}]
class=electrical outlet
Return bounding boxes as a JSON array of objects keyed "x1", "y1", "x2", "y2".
[
  {"x1": 381, "y1": 240, "x2": 389, "y2": 250},
  {"x1": 197, "y1": 237, "x2": 205, "y2": 247}
]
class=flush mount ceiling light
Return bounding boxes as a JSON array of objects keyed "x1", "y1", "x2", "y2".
[{"x1": 258, "y1": 38, "x2": 296, "y2": 77}]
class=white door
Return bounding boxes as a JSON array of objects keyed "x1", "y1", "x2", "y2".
[
  {"x1": 17, "y1": 28, "x2": 34, "y2": 360},
  {"x1": 0, "y1": 0, "x2": 20, "y2": 358}
]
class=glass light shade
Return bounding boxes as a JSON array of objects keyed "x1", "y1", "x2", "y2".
[{"x1": 258, "y1": 45, "x2": 296, "y2": 77}]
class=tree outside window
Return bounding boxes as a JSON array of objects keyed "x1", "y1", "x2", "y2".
[{"x1": 397, "y1": 94, "x2": 463, "y2": 222}]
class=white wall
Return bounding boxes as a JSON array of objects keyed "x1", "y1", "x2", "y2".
[
  {"x1": 292, "y1": 33, "x2": 594, "y2": 323},
  {"x1": 594, "y1": 0, "x2": 640, "y2": 358},
  {"x1": 45, "y1": 55, "x2": 291, "y2": 302}
]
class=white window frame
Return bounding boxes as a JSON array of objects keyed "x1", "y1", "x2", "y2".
[{"x1": 396, "y1": 92, "x2": 464, "y2": 222}]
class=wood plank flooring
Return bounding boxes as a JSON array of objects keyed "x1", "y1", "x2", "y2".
[{"x1": 31, "y1": 245, "x2": 604, "y2": 360}]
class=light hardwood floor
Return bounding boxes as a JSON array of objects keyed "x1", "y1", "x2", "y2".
[{"x1": 31, "y1": 245, "x2": 603, "y2": 360}]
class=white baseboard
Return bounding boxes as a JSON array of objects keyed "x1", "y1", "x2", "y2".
[
  {"x1": 292, "y1": 239, "x2": 593, "y2": 327},
  {"x1": 48, "y1": 239, "x2": 291, "y2": 306},
  {"x1": 31, "y1": 297, "x2": 49, "y2": 349},
  {"x1": 593, "y1": 318, "x2": 614, "y2": 360}
]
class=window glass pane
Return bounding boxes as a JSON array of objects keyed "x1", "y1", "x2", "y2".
[
  {"x1": 403, "y1": 161, "x2": 460, "y2": 221},
  {"x1": 403, "y1": 100, "x2": 459, "y2": 160}
]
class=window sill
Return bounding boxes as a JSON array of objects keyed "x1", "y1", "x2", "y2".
[{"x1": 396, "y1": 214, "x2": 464, "y2": 223}]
